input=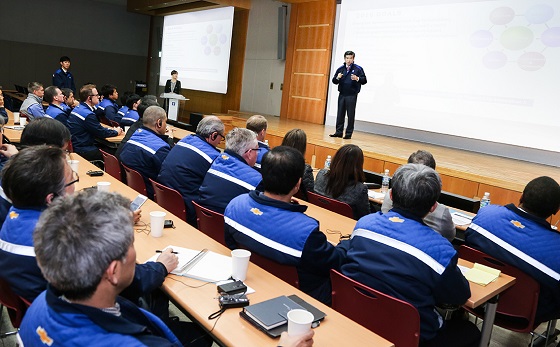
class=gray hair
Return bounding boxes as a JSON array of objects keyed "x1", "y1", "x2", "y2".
[
  {"x1": 391, "y1": 163, "x2": 441, "y2": 217},
  {"x1": 143, "y1": 105, "x2": 167, "y2": 126},
  {"x1": 34, "y1": 190, "x2": 134, "y2": 300},
  {"x1": 28, "y1": 82, "x2": 43, "y2": 93},
  {"x1": 196, "y1": 116, "x2": 224, "y2": 138},
  {"x1": 226, "y1": 127, "x2": 257, "y2": 156}
]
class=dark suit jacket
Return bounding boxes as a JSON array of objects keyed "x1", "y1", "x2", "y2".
[{"x1": 164, "y1": 79, "x2": 181, "y2": 93}]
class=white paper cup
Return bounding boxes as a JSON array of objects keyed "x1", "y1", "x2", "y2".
[
  {"x1": 97, "y1": 181, "x2": 111, "y2": 192},
  {"x1": 231, "y1": 249, "x2": 251, "y2": 281},
  {"x1": 287, "y1": 309, "x2": 314, "y2": 336},
  {"x1": 19, "y1": 117, "x2": 27, "y2": 126},
  {"x1": 150, "y1": 211, "x2": 166, "y2": 238},
  {"x1": 13, "y1": 112, "x2": 20, "y2": 124},
  {"x1": 68, "y1": 160, "x2": 79, "y2": 173}
]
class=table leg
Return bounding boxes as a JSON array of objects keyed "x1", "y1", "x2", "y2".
[{"x1": 478, "y1": 295, "x2": 499, "y2": 347}]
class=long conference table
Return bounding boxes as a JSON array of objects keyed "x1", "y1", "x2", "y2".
[{"x1": 74, "y1": 155, "x2": 394, "y2": 347}]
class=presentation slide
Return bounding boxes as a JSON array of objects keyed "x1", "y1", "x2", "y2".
[
  {"x1": 159, "y1": 7, "x2": 234, "y2": 94},
  {"x1": 328, "y1": 0, "x2": 560, "y2": 153}
]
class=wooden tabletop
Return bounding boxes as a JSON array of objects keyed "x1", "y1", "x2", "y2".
[
  {"x1": 458, "y1": 259, "x2": 516, "y2": 308},
  {"x1": 74, "y1": 155, "x2": 394, "y2": 347}
]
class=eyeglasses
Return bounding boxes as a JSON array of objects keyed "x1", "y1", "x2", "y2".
[
  {"x1": 245, "y1": 147, "x2": 260, "y2": 154},
  {"x1": 65, "y1": 170, "x2": 80, "y2": 188},
  {"x1": 90, "y1": 94, "x2": 100, "y2": 98}
]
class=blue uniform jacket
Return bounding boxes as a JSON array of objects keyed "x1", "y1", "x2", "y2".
[
  {"x1": 254, "y1": 141, "x2": 269, "y2": 169},
  {"x1": 67, "y1": 102, "x2": 118, "y2": 154},
  {"x1": 198, "y1": 150, "x2": 262, "y2": 214},
  {"x1": 465, "y1": 204, "x2": 560, "y2": 323},
  {"x1": 158, "y1": 134, "x2": 220, "y2": 224},
  {"x1": 45, "y1": 104, "x2": 70, "y2": 125},
  {"x1": 20, "y1": 286, "x2": 180, "y2": 347},
  {"x1": 120, "y1": 127, "x2": 171, "y2": 199},
  {"x1": 120, "y1": 109, "x2": 140, "y2": 126},
  {"x1": 225, "y1": 191, "x2": 348, "y2": 304},
  {"x1": 52, "y1": 68, "x2": 76, "y2": 92},
  {"x1": 342, "y1": 209, "x2": 470, "y2": 341},
  {"x1": 96, "y1": 98, "x2": 121, "y2": 123},
  {"x1": 0, "y1": 207, "x2": 44, "y2": 303},
  {"x1": 331, "y1": 63, "x2": 367, "y2": 96}
]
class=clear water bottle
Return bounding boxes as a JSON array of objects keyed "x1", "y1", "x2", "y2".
[
  {"x1": 264, "y1": 140, "x2": 269, "y2": 146},
  {"x1": 381, "y1": 169, "x2": 390, "y2": 194},
  {"x1": 324, "y1": 155, "x2": 332, "y2": 170},
  {"x1": 480, "y1": 192, "x2": 491, "y2": 208}
]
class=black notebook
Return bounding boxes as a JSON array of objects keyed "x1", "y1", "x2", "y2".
[{"x1": 240, "y1": 294, "x2": 326, "y2": 338}]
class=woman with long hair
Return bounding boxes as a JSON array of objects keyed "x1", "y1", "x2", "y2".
[
  {"x1": 281, "y1": 129, "x2": 314, "y2": 199},
  {"x1": 314, "y1": 144, "x2": 370, "y2": 219}
]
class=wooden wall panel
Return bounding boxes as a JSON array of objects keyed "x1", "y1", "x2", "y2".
[
  {"x1": 287, "y1": 98, "x2": 328, "y2": 124},
  {"x1": 383, "y1": 162, "x2": 401, "y2": 175},
  {"x1": 289, "y1": 74, "x2": 328, "y2": 99},
  {"x1": 477, "y1": 184, "x2": 522, "y2": 206},
  {"x1": 440, "y1": 174, "x2": 479, "y2": 198},
  {"x1": 293, "y1": 51, "x2": 331, "y2": 74},
  {"x1": 266, "y1": 134, "x2": 284, "y2": 149},
  {"x1": 364, "y1": 157, "x2": 384, "y2": 173},
  {"x1": 306, "y1": 143, "x2": 316, "y2": 165},
  {"x1": 294, "y1": 26, "x2": 332, "y2": 49},
  {"x1": 314, "y1": 145, "x2": 337, "y2": 170}
]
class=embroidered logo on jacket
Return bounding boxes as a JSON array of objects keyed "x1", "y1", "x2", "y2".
[
  {"x1": 221, "y1": 154, "x2": 229, "y2": 160},
  {"x1": 510, "y1": 220, "x2": 525, "y2": 229},
  {"x1": 388, "y1": 216, "x2": 405, "y2": 223},
  {"x1": 36, "y1": 326, "x2": 54, "y2": 346},
  {"x1": 9, "y1": 211, "x2": 18, "y2": 219},
  {"x1": 250, "y1": 208, "x2": 263, "y2": 216}
]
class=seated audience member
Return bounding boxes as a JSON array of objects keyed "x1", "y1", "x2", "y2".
[
  {"x1": 118, "y1": 91, "x2": 133, "y2": 118},
  {"x1": 246, "y1": 114, "x2": 269, "y2": 168},
  {"x1": 381, "y1": 150, "x2": 455, "y2": 241},
  {"x1": 61, "y1": 87, "x2": 76, "y2": 110},
  {"x1": 52, "y1": 55, "x2": 76, "y2": 93},
  {"x1": 19, "y1": 190, "x2": 212, "y2": 347},
  {"x1": 120, "y1": 94, "x2": 142, "y2": 127},
  {"x1": 116, "y1": 95, "x2": 160, "y2": 159},
  {"x1": 281, "y1": 128, "x2": 314, "y2": 200},
  {"x1": 465, "y1": 176, "x2": 560, "y2": 324},
  {"x1": 44, "y1": 86, "x2": 70, "y2": 124},
  {"x1": 0, "y1": 118, "x2": 18, "y2": 168},
  {"x1": 19, "y1": 82, "x2": 47, "y2": 120},
  {"x1": 0, "y1": 89, "x2": 8, "y2": 123},
  {"x1": 314, "y1": 144, "x2": 370, "y2": 219},
  {"x1": 198, "y1": 128, "x2": 262, "y2": 214},
  {"x1": 158, "y1": 116, "x2": 223, "y2": 225},
  {"x1": 67, "y1": 84, "x2": 122, "y2": 162},
  {"x1": 342, "y1": 164, "x2": 479, "y2": 347},
  {"x1": 119, "y1": 106, "x2": 171, "y2": 199},
  {"x1": 225, "y1": 146, "x2": 348, "y2": 304},
  {"x1": 95, "y1": 84, "x2": 121, "y2": 123}
]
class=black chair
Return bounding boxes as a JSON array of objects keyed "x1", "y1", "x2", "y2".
[{"x1": 438, "y1": 190, "x2": 480, "y2": 213}]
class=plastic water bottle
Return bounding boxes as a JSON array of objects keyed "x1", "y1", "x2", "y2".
[
  {"x1": 264, "y1": 140, "x2": 269, "y2": 146},
  {"x1": 381, "y1": 169, "x2": 390, "y2": 194},
  {"x1": 324, "y1": 155, "x2": 332, "y2": 170},
  {"x1": 480, "y1": 192, "x2": 491, "y2": 209}
]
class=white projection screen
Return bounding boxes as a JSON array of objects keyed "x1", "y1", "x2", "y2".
[
  {"x1": 159, "y1": 7, "x2": 234, "y2": 94},
  {"x1": 327, "y1": 0, "x2": 560, "y2": 165}
]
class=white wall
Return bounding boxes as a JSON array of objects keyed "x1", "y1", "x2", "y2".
[{"x1": 240, "y1": 0, "x2": 288, "y2": 116}]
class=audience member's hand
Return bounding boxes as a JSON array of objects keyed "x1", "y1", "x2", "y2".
[
  {"x1": 157, "y1": 248, "x2": 179, "y2": 274},
  {"x1": 73, "y1": 100, "x2": 79, "y2": 108},
  {"x1": 337, "y1": 73, "x2": 343, "y2": 79},
  {"x1": 0, "y1": 144, "x2": 19, "y2": 158},
  {"x1": 165, "y1": 126, "x2": 174, "y2": 137},
  {"x1": 115, "y1": 127, "x2": 123, "y2": 135},
  {"x1": 277, "y1": 331, "x2": 314, "y2": 347},
  {"x1": 133, "y1": 209, "x2": 141, "y2": 224}
]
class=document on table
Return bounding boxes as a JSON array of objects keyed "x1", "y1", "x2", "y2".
[
  {"x1": 368, "y1": 190, "x2": 385, "y2": 200},
  {"x1": 464, "y1": 263, "x2": 501, "y2": 286},
  {"x1": 451, "y1": 212, "x2": 473, "y2": 226}
]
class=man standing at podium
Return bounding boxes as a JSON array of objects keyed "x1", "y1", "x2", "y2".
[{"x1": 330, "y1": 51, "x2": 367, "y2": 140}]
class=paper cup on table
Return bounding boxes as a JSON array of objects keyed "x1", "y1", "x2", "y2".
[
  {"x1": 19, "y1": 117, "x2": 27, "y2": 126},
  {"x1": 287, "y1": 309, "x2": 314, "y2": 336},
  {"x1": 150, "y1": 211, "x2": 166, "y2": 238},
  {"x1": 13, "y1": 112, "x2": 20, "y2": 124},
  {"x1": 97, "y1": 181, "x2": 111, "y2": 192},
  {"x1": 68, "y1": 160, "x2": 79, "y2": 173},
  {"x1": 231, "y1": 249, "x2": 251, "y2": 281}
]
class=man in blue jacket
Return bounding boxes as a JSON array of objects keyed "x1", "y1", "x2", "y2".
[
  {"x1": 330, "y1": 50, "x2": 367, "y2": 139},
  {"x1": 225, "y1": 146, "x2": 348, "y2": 305},
  {"x1": 52, "y1": 56, "x2": 76, "y2": 93},
  {"x1": 120, "y1": 106, "x2": 171, "y2": 199},
  {"x1": 198, "y1": 128, "x2": 262, "y2": 214},
  {"x1": 44, "y1": 86, "x2": 70, "y2": 124},
  {"x1": 158, "y1": 116, "x2": 223, "y2": 225},
  {"x1": 96, "y1": 84, "x2": 121, "y2": 123},
  {"x1": 67, "y1": 84, "x2": 122, "y2": 162},
  {"x1": 342, "y1": 164, "x2": 480, "y2": 347},
  {"x1": 465, "y1": 176, "x2": 560, "y2": 325}
]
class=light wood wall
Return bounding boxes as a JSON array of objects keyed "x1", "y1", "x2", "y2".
[{"x1": 280, "y1": 0, "x2": 336, "y2": 124}]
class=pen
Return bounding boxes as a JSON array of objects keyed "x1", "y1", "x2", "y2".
[{"x1": 156, "y1": 250, "x2": 179, "y2": 254}]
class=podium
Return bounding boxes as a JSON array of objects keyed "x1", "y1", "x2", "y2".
[{"x1": 160, "y1": 93, "x2": 189, "y2": 121}]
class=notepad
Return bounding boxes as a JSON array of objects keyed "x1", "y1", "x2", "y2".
[
  {"x1": 451, "y1": 212, "x2": 473, "y2": 226},
  {"x1": 464, "y1": 263, "x2": 501, "y2": 286},
  {"x1": 368, "y1": 190, "x2": 385, "y2": 200},
  {"x1": 147, "y1": 245, "x2": 232, "y2": 282}
]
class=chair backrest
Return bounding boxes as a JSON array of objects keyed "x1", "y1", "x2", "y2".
[
  {"x1": 121, "y1": 163, "x2": 147, "y2": 196},
  {"x1": 307, "y1": 191, "x2": 354, "y2": 219},
  {"x1": 192, "y1": 200, "x2": 226, "y2": 246},
  {"x1": 330, "y1": 270, "x2": 420, "y2": 347},
  {"x1": 439, "y1": 191, "x2": 480, "y2": 213},
  {"x1": 458, "y1": 246, "x2": 540, "y2": 332},
  {"x1": 246, "y1": 250, "x2": 299, "y2": 288},
  {"x1": 99, "y1": 149, "x2": 122, "y2": 181},
  {"x1": 0, "y1": 277, "x2": 29, "y2": 329},
  {"x1": 150, "y1": 179, "x2": 187, "y2": 222}
]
